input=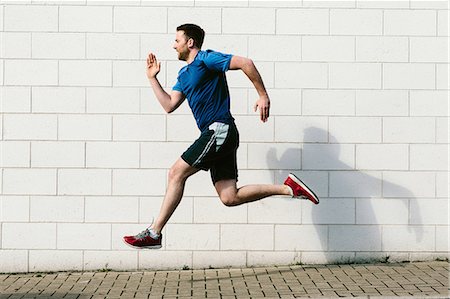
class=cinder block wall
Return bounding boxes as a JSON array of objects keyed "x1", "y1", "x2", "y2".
[{"x1": 0, "y1": 0, "x2": 449, "y2": 273}]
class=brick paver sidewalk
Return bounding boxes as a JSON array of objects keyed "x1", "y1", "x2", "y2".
[{"x1": 0, "y1": 261, "x2": 448, "y2": 298}]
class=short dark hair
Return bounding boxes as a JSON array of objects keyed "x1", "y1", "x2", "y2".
[{"x1": 176, "y1": 23, "x2": 205, "y2": 49}]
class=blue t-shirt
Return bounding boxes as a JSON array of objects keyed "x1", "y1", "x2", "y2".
[{"x1": 173, "y1": 50, "x2": 234, "y2": 132}]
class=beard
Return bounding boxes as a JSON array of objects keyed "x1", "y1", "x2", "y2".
[{"x1": 177, "y1": 50, "x2": 188, "y2": 61}]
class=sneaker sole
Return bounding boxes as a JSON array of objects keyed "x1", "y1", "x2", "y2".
[
  {"x1": 288, "y1": 173, "x2": 320, "y2": 204},
  {"x1": 122, "y1": 238, "x2": 162, "y2": 250}
]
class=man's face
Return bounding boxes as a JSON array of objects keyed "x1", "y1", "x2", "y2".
[{"x1": 173, "y1": 31, "x2": 191, "y2": 61}]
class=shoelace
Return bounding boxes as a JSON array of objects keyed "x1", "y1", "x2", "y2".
[{"x1": 135, "y1": 228, "x2": 151, "y2": 239}]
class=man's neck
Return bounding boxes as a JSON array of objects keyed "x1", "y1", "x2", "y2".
[{"x1": 186, "y1": 48, "x2": 200, "y2": 64}]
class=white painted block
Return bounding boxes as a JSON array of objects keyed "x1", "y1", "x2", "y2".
[
  {"x1": 438, "y1": 10, "x2": 449, "y2": 36},
  {"x1": 33, "y1": 87, "x2": 85, "y2": 113},
  {"x1": 87, "y1": 33, "x2": 139, "y2": 59},
  {"x1": 5, "y1": 60, "x2": 58, "y2": 86},
  {"x1": 248, "y1": 197, "x2": 301, "y2": 224},
  {"x1": 247, "y1": 251, "x2": 300, "y2": 267},
  {"x1": 140, "y1": 196, "x2": 193, "y2": 224},
  {"x1": 254, "y1": 89, "x2": 300, "y2": 116},
  {"x1": 356, "y1": 36, "x2": 408, "y2": 62},
  {"x1": 228, "y1": 61, "x2": 274, "y2": 88},
  {"x1": 30, "y1": 196, "x2": 84, "y2": 222},
  {"x1": 330, "y1": 9, "x2": 382, "y2": 35},
  {"x1": 223, "y1": 8, "x2": 275, "y2": 34},
  {"x1": 2, "y1": 32, "x2": 31, "y2": 58},
  {"x1": 383, "y1": 171, "x2": 435, "y2": 198},
  {"x1": 329, "y1": 63, "x2": 381, "y2": 89},
  {"x1": 114, "y1": 7, "x2": 166, "y2": 33},
  {"x1": 249, "y1": 35, "x2": 301, "y2": 61},
  {"x1": 302, "y1": 252, "x2": 355, "y2": 265},
  {"x1": 0, "y1": 250, "x2": 28, "y2": 273},
  {"x1": 4, "y1": 5, "x2": 58, "y2": 31},
  {"x1": 3, "y1": 169, "x2": 56, "y2": 195},
  {"x1": 385, "y1": 10, "x2": 436, "y2": 36},
  {"x1": 141, "y1": 142, "x2": 189, "y2": 169},
  {"x1": 166, "y1": 224, "x2": 219, "y2": 250},
  {"x1": 60, "y1": 60, "x2": 112, "y2": 87},
  {"x1": 410, "y1": 37, "x2": 449, "y2": 63},
  {"x1": 274, "y1": 117, "x2": 328, "y2": 143},
  {"x1": 356, "y1": 144, "x2": 408, "y2": 170},
  {"x1": 32, "y1": 33, "x2": 85, "y2": 59},
  {"x1": 113, "y1": 115, "x2": 165, "y2": 141},
  {"x1": 357, "y1": 1, "x2": 409, "y2": 9},
  {"x1": 410, "y1": 91, "x2": 449, "y2": 117},
  {"x1": 410, "y1": 144, "x2": 448, "y2": 171},
  {"x1": 140, "y1": 34, "x2": 178, "y2": 61},
  {"x1": 275, "y1": 62, "x2": 327, "y2": 88},
  {"x1": 383, "y1": 117, "x2": 435, "y2": 143},
  {"x1": 113, "y1": 61, "x2": 152, "y2": 87},
  {"x1": 329, "y1": 225, "x2": 381, "y2": 251},
  {"x1": 356, "y1": 198, "x2": 408, "y2": 225},
  {"x1": 410, "y1": 199, "x2": 449, "y2": 225},
  {"x1": 140, "y1": 87, "x2": 171, "y2": 114},
  {"x1": 303, "y1": 36, "x2": 354, "y2": 62},
  {"x1": 329, "y1": 117, "x2": 381, "y2": 143},
  {"x1": 436, "y1": 226, "x2": 449, "y2": 251},
  {"x1": 303, "y1": 90, "x2": 355, "y2": 116},
  {"x1": 302, "y1": 198, "x2": 355, "y2": 224},
  {"x1": 84, "y1": 251, "x2": 138, "y2": 271},
  {"x1": 32, "y1": 141, "x2": 84, "y2": 168},
  {"x1": 194, "y1": 197, "x2": 247, "y2": 224},
  {"x1": 436, "y1": 172, "x2": 448, "y2": 198},
  {"x1": 112, "y1": 169, "x2": 166, "y2": 196},
  {"x1": 58, "y1": 169, "x2": 111, "y2": 196},
  {"x1": 85, "y1": 197, "x2": 139, "y2": 223},
  {"x1": 437, "y1": 64, "x2": 449, "y2": 90},
  {"x1": 86, "y1": 142, "x2": 139, "y2": 168},
  {"x1": 1, "y1": 87, "x2": 31, "y2": 113},
  {"x1": 384, "y1": 63, "x2": 436, "y2": 89},
  {"x1": 168, "y1": 8, "x2": 222, "y2": 34},
  {"x1": 202, "y1": 35, "x2": 248, "y2": 58},
  {"x1": 234, "y1": 115, "x2": 274, "y2": 142},
  {"x1": 0, "y1": 196, "x2": 29, "y2": 222},
  {"x1": 382, "y1": 225, "x2": 435, "y2": 251},
  {"x1": 238, "y1": 170, "x2": 274, "y2": 188},
  {"x1": 193, "y1": 251, "x2": 246, "y2": 268},
  {"x1": 0, "y1": 141, "x2": 30, "y2": 167},
  {"x1": 330, "y1": 171, "x2": 382, "y2": 198},
  {"x1": 4, "y1": 114, "x2": 57, "y2": 141},
  {"x1": 59, "y1": 6, "x2": 112, "y2": 32},
  {"x1": 275, "y1": 225, "x2": 327, "y2": 251},
  {"x1": 303, "y1": 144, "x2": 355, "y2": 170},
  {"x1": 410, "y1": 1, "x2": 449, "y2": 8},
  {"x1": 3, "y1": 223, "x2": 56, "y2": 249},
  {"x1": 221, "y1": 224, "x2": 273, "y2": 250},
  {"x1": 58, "y1": 114, "x2": 111, "y2": 141},
  {"x1": 356, "y1": 90, "x2": 408, "y2": 117},
  {"x1": 29, "y1": 250, "x2": 82, "y2": 272},
  {"x1": 57, "y1": 223, "x2": 111, "y2": 249},
  {"x1": 355, "y1": 252, "x2": 409, "y2": 263},
  {"x1": 276, "y1": 9, "x2": 329, "y2": 35},
  {"x1": 139, "y1": 251, "x2": 192, "y2": 270},
  {"x1": 166, "y1": 114, "x2": 198, "y2": 141},
  {"x1": 248, "y1": 143, "x2": 301, "y2": 170},
  {"x1": 436, "y1": 117, "x2": 449, "y2": 144},
  {"x1": 183, "y1": 171, "x2": 218, "y2": 197},
  {"x1": 304, "y1": 0, "x2": 355, "y2": 8}
]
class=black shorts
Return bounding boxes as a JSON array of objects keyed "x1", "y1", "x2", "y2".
[{"x1": 181, "y1": 122, "x2": 239, "y2": 184}]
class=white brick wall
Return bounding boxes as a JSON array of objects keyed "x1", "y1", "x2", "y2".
[{"x1": 1, "y1": 1, "x2": 448, "y2": 273}]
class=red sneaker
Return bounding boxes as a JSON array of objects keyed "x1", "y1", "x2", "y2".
[
  {"x1": 123, "y1": 228, "x2": 162, "y2": 249},
  {"x1": 284, "y1": 173, "x2": 319, "y2": 204}
]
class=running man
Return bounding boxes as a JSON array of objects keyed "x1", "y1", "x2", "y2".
[{"x1": 124, "y1": 24, "x2": 319, "y2": 249}]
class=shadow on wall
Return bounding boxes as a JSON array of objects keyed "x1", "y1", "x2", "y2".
[{"x1": 266, "y1": 127, "x2": 423, "y2": 256}]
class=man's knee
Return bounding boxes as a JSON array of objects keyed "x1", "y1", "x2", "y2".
[
  {"x1": 219, "y1": 192, "x2": 239, "y2": 207},
  {"x1": 168, "y1": 160, "x2": 195, "y2": 183}
]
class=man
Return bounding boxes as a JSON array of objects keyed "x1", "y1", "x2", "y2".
[{"x1": 124, "y1": 24, "x2": 319, "y2": 249}]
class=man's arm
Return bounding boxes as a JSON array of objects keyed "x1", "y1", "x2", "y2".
[
  {"x1": 147, "y1": 53, "x2": 186, "y2": 113},
  {"x1": 229, "y1": 56, "x2": 270, "y2": 122}
]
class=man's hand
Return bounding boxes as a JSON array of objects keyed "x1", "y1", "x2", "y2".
[
  {"x1": 254, "y1": 94, "x2": 270, "y2": 123},
  {"x1": 146, "y1": 52, "x2": 161, "y2": 80}
]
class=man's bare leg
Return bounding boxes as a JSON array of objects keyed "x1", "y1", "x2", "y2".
[
  {"x1": 214, "y1": 179, "x2": 291, "y2": 207},
  {"x1": 151, "y1": 158, "x2": 199, "y2": 234}
]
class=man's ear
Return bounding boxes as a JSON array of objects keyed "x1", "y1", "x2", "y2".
[{"x1": 187, "y1": 38, "x2": 195, "y2": 48}]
